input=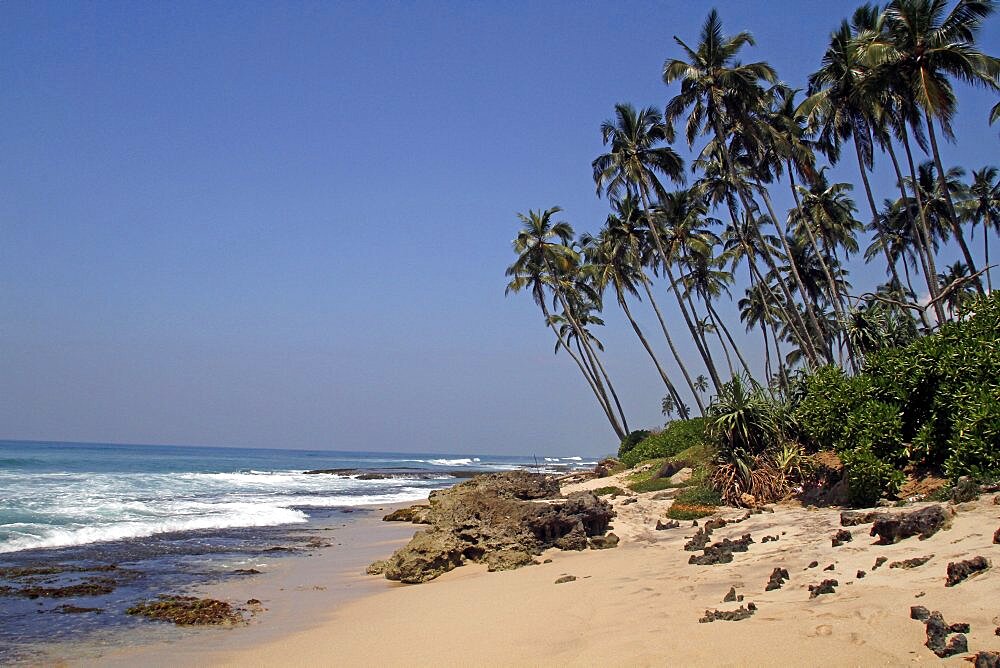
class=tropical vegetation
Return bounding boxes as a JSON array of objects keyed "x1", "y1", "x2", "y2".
[{"x1": 506, "y1": 2, "x2": 999, "y2": 506}]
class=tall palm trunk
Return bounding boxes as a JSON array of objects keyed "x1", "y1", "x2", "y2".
[
  {"x1": 755, "y1": 184, "x2": 833, "y2": 364},
  {"x1": 619, "y1": 293, "x2": 692, "y2": 418},
  {"x1": 861, "y1": 140, "x2": 909, "y2": 295},
  {"x1": 899, "y1": 126, "x2": 946, "y2": 323},
  {"x1": 639, "y1": 277, "x2": 706, "y2": 414},
  {"x1": 925, "y1": 111, "x2": 982, "y2": 292},
  {"x1": 637, "y1": 188, "x2": 723, "y2": 391},
  {"x1": 575, "y1": 336, "x2": 631, "y2": 436},
  {"x1": 705, "y1": 298, "x2": 753, "y2": 377},
  {"x1": 539, "y1": 301, "x2": 624, "y2": 439}
]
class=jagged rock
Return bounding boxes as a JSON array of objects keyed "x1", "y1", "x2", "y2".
[
  {"x1": 889, "y1": 555, "x2": 934, "y2": 569},
  {"x1": 705, "y1": 518, "x2": 729, "y2": 532},
  {"x1": 765, "y1": 567, "x2": 789, "y2": 591},
  {"x1": 54, "y1": 604, "x2": 102, "y2": 614},
  {"x1": 807, "y1": 561, "x2": 819, "y2": 569},
  {"x1": 873, "y1": 556, "x2": 888, "y2": 570},
  {"x1": 974, "y1": 652, "x2": 1000, "y2": 668},
  {"x1": 949, "y1": 477, "x2": 980, "y2": 504},
  {"x1": 588, "y1": 533, "x2": 619, "y2": 550},
  {"x1": 831, "y1": 529, "x2": 853, "y2": 547},
  {"x1": 723, "y1": 586, "x2": 737, "y2": 602},
  {"x1": 554, "y1": 575, "x2": 576, "y2": 584},
  {"x1": 945, "y1": 556, "x2": 990, "y2": 586},
  {"x1": 761, "y1": 535, "x2": 779, "y2": 543},
  {"x1": 688, "y1": 534, "x2": 753, "y2": 566},
  {"x1": 485, "y1": 549, "x2": 535, "y2": 572},
  {"x1": 699, "y1": 605, "x2": 756, "y2": 623},
  {"x1": 856, "y1": 570, "x2": 866, "y2": 579},
  {"x1": 621, "y1": 497, "x2": 637, "y2": 505},
  {"x1": 382, "y1": 530, "x2": 466, "y2": 584},
  {"x1": 684, "y1": 528, "x2": 712, "y2": 552},
  {"x1": 924, "y1": 611, "x2": 968, "y2": 657},
  {"x1": 382, "y1": 505, "x2": 432, "y2": 524},
  {"x1": 378, "y1": 472, "x2": 613, "y2": 583},
  {"x1": 365, "y1": 560, "x2": 387, "y2": 575},
  {"x1": 655, "y1": 519, "x2": 680, "y2": 530},
  {"x1": 655, "y1": 460, "x2": 689, "y2": 480},
  {"x1": 910, "y1": 605, "x2": 930, "y2": 621},
  {"x1": 808, "y1": 579, "x2": 838, "y2": 598},
  {"x1": 994, "y1": 527, "x2": 1000, "y2": 544},
  {"x1": 840, "y1": 509, "x2": 885, "y2": 526},
  {"x1": 594, "y1": 457, "x2": 621, "y2": 477},
  {"x1": 823, "y1": 564, "x2": 835, "y2": 571},
  {"x1": 870, "y1": 505, "x2": 953, "y2": 544},
  {"x1": 126, "y1": 596, "x2": 245, "y2": 626}
]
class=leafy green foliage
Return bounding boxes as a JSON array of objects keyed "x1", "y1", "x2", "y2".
[
  {"x1": 674, "y1": 482, "x2": 722, "y2": 506},
  {"x1": 617, "y1": 430, "x2": 651, "y2": 459},
  {"x1": 708, "y1": 375, "x2": 788, "y2": 460},
  {"x1": 620, "y1": 418, "x2": 706, "y2": 468},
  {"x1": 627, "y1": 477, "x2": 678, "y2": 493},
  {"x1": 793, "y1": 294, "x2": 1000, "y2": 505},
  {"x1": 593, "y1": 486, "x2": 627, "y2": 496}
]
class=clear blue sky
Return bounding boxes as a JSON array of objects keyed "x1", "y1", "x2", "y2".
[{"x1": 1, "y1": 1, "x2": 997, "y2": 456}]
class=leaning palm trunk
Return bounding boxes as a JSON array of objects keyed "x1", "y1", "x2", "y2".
[
  {"x1": 575, "y1": 337, "x2": 631, "y2": 436},
  {"x1": 706, "y1": 298, "x2": 753, "y2": 377},
  {"x1": 755, "y1": 185, "x2": 833, "y2": 364},
  {"x1": 899, "y1": 126, "x2": 946, "y2": 323},
  {"x1": 637, "y1": 188, "x2": 724, "y2": 392},
  {"x1": 619, "y1": 294, "x2": 691, "y2": 418},
  {"x1": 639, "y1": 277, "x2": 706, "y2": 414},
  {"x1": 925, "y1": 111, "x2": 982, "y2": 293}
]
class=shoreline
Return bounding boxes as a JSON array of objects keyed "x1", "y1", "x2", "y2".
[{"x1": 69, "y1": 476, "x2": 1000, "y2": 666}]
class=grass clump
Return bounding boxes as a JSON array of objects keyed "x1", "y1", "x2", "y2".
[
  {"x1": 593, "y1": 485, "x2": 627, "y2": 497},
  {"x1": 665, "y1": 502, "x2": 716, "y2": 520},
  {"x1": 628, "y1": 477, "x2": 678, "y2": 494}
]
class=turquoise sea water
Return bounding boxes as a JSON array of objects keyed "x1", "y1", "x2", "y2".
[{"x1": 0, "y1": 440, "x2": 595, "y2": 659}]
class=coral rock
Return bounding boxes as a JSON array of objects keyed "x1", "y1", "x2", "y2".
[{"x1": 945, "y1": 556, "x2": 990, "y2": 587}]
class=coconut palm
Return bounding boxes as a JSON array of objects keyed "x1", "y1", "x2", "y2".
[
  {"x1": 506, "y1": 207, "x2": 627, "y2": 439},
  {"x1": 966, "y1": 166, "x2": 1000, "y2": 291}
]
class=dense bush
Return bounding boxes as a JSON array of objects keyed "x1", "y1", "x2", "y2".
[
  {"x1": 620, "y1": 418, "x2": 706, "y2": 468},
  {"x1": 617, "y1": 430, "x2": 651, "y2": 459},
  {"x1": 793, "y1": 293, "x2": 1000, "y2": 505}
]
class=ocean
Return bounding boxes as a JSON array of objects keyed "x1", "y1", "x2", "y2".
[{"x1": 0, "y1": 440, "x2": 596, "y2": 661}]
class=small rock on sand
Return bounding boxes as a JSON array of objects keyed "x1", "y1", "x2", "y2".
[
  {"x1": 554, "y1": 575, "x2": 576, "y2": 584},
  {"x1": 945, "y1": 556, "x2": 990, "y2": 586}
]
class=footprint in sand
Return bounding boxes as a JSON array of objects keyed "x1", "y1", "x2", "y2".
[
  {"x1": 680, "y1": 585, "x2": 696, "y2": 593},
  {"x1": 814, "y1": 624, "x2": 833, "y2": 636}
]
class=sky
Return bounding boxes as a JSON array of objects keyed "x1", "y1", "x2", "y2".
[{"x1": 1, "y1": 1, "x2": 997, "y2": 457}]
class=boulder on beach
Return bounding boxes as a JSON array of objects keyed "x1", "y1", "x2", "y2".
[{"x1": 870, "y1": 505, "x2": 953, "y2": 544}]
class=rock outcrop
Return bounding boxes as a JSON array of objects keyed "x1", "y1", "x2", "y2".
[
  {"x1": 870, "y1": 505, "x2": 953, "y2": 544},
  {"x1": 382, "y1": 505, "x2": 432, "y2": 524},
  {"x1": 945, "y1": 556, "x2": 990, "y2": 586},
  {"x1": 374, "y1": 471, "x2": 614, "y2": 584}
]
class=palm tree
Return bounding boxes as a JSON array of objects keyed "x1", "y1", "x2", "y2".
[
  {"x1": 506, "y1": 207, "x2": 627, "y2": 439},
  {"x1": 864, "y1": 0, "x2": 1000, "y2": 289},
  {"x1": 664, "y1": 10, "x2": 828, "y2": 367},
  {"x1": 966, "y1": 166, "x2": 1000, "y2": 291}
]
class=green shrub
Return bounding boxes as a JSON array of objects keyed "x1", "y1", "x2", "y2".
[
  {"x1": 617, "y1": 430, "x2": 651, "y2": 459},
  {"x1": 944, "y1": 391, "x2": 1000, "y2": 479},
  {"x1": 627, "y1": 477, "x2": 677, "y2": 494},
  {"x1": 840, "y1": 447, "x2": 904, "y2": 507},
  {"x1": 674, "y1": 481, "x2": 722, "y2": 507},
  {"x1": 621, "y1": 418, "x2": 706, "y2": 468},
  {"x1": 593, "y1": 486, "x2": 627, "y2": 497},
  {"x1": 841, "y1": 400, "x2": 905, "y2": 465},
  {"x1": 794, "y1": 366, "x2": 861, "y2": 450}
]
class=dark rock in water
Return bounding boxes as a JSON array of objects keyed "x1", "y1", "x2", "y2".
[
  {"x1": 126, "y1": 595, "x2": 245, "y2": 626},
  {"x1": 303, "y1": 468, "x2": 357, "y2": 475},
  {"x1": 889, "y1": 555, "x2": 934, "y2": 569},
  {"x1": 823, "y1": 564, "x2": 835, "y2": 571},
  {"x1": 378, "y1": 472, "x2": 612, "y2": 584},
  {"x1": 54, "y1": 604, "x2": 102, "y2": 614},
  {"x1": 232, "y1": 568, "x2": 262, "y2": 575},
  {"x1": 910, "y1": 606, "x2": 930, "y2": 620},
  {"x1": 699, "y1": 605, "x2": 755, "y2": 623},
  {"x1": 554, "y1": 575, "x2": 576, "y2": 584},
  {"x1": 831, "y1": 529, "x2": 853, "y2": 547},
  {"x1": 949, "y1": 477, "x2": 980, "y2": 504},
  {"x1": 365, "y1": 560, "x2": 388, "y2": 576},
  {"x1": 655, "y1": 519, "x2": 680, "y2": 530},
  {"x1": 807, "y1": 561, "x2": 819, "y2": 569},
  {"x1": 356, "y1": 472, "x2": 391, "y2": 480},
  {"x1": 923, "y1": 610, "x2": 968, "y2": 657},
  {"x1": 945, "y1": 556, "x2": 990, "y2": 586},
  {"x1": 840, "y1": 509, "x2": 885, "y2": 526},
  {"x1": 688, "y1": 534, "x2": 753, "y2": 566},
  {"x1": 0, "y1": 577, "x2": 116, "y2": 599},
  {"x1": 723, "y1": 586, "x2": 737, "y2": 602},
  {"x1": 382, "y1": 505, "x2": 432, "y2": 524},
  {"x1": 873, "y1": 556, "x2": 888, "y2": 570},
  {"x1": 870, "y1": 505, "x2": 953, "y2": 544},
  {"x1": 856, "y1": 570, "x2": 866, "y2": 579},
  {"x1": 975, "y1": 652, "x2": 1000, "y2": 668},
  {"x1": 588, "y1": 533, "x2": 619, "y2": 550},
  {"x1": 808, "y1": 579, "x2": 838, "y2": 598},
  {"x1": 765, "y1": 567, "x2": 789, "y2": 591}
]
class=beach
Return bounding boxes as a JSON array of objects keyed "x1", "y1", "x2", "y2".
[{"x1": 83, "y1": 473, "x2": 1000, "y2": 667}]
